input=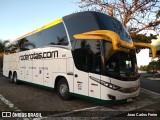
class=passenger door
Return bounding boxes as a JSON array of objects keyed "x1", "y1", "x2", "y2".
[
  {"x1": 73, "y1": 40, "x2": 101, "y2": 98},
  {"x1": 88, "y1": 73, "x2": 101, "y2": 99},
  {"x1": 88, "y1": 40, "x2": 101, "y2": 99},
  {"x1": 74, "y1": 67, "x2": 89, "y2": 96},
  {"x1": 73, "y1": 40, "x2": 89, "y2": 96}
]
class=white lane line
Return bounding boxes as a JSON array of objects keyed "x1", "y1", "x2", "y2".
[
  {"x1": 141, "y1": 88, "x2": 160, "y2": 96},
  {"x1": 0, "y1": 94, "x2": 21, "y2": 111},
  {"x1": 73, "y1": 105, "x2": 102, "y2": 111},
  {"x1": 145, "y1": 77, "x2": 160, "y2": 80},
  {"x1": 53, "y1": 106, "x2": 102, "y2": 117},
  {"x1": 43, "y1": 105, "x2": 102, "y2": 118}
]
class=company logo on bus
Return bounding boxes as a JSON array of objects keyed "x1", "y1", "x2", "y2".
[{"x1": 19, "y1": 51, "x2": 58, "y2": 60}]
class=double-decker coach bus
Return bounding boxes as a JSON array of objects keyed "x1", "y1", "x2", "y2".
[{"x1": 3, "y1": 11, "x2": 156, "y2": 103}]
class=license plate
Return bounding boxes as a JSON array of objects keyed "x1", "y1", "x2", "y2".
[{"x1": 127, "y1": 98, "x2": 132, "y2": 102}]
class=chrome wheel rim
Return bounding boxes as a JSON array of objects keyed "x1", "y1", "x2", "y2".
[{"x1": 60, "y1": 83, "x2": 68, "y2": 96}]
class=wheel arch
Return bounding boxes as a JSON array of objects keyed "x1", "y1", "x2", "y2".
[
  {"x1": 54, "y1": 76, "x2": 69, "y2": 91},
  {"x1": 12, "y1": 71, "x2": 18, "y2": 84},
  {"x1": 8, "y1": 70, "x2": 12, "y2": 78},
  {"x1": 13, "y1": 71, "x2": 17, "y2": 76}
]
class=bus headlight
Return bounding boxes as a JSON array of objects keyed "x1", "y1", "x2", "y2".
[
  {"x1": 89, "y1": 76, "x2": 121, "y2": 90},
  {"x1": 100, "y1": 80, "x2": 120, "y2": 90}
]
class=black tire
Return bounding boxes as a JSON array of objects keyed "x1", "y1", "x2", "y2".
[
  {"x1": 9, "y1": 72, "x2": 13, "y2": 83},
  {"x1": 57, "y1": 78, "x2": 71, "y2": 100},
  {"x1": 13, "y1": 73, "x2": 18, "y2": 84}
]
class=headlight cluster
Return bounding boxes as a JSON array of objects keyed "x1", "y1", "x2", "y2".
[
  {"x1": 89, "y1": 76, "x2": 121, "y2": 90},
  {"x1": 89, "y1": 76, "x2": 139, "y2": 92},
  {"x1": 118, "y1": 86, "x2": 139, "y2": 93},
  {"x1": 100, "y1": 80, "x2": 120, "y2": 90}
]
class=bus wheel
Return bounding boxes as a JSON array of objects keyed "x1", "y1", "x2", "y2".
[
  {"x1": 13, "y1": 73, "x2": 18, "y2": 84},
  {"x1": 57, "y1": 78, "x2": 70, "y2": 100},
  {"x1": 9, "y1": 72, "x2": 13, "y2": 83}
]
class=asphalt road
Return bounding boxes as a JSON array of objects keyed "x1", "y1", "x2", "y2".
[
  {"x1": 0, "y1": 74, "x2": 99, "y2": 112},
  {"x1": 140, "y1": 79, "x2": 160, "y2": 94}
]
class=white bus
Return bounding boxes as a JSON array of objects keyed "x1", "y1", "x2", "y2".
[{"x1": 3, "y1": 12, "x2": 156, "y2": 104}]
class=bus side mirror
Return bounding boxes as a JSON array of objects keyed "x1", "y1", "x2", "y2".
[{"x1": 133, "y1": 42, "x2": 156, "y2": 58}]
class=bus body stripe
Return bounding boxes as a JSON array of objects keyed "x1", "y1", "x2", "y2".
[
  {"x1": 91, "y1": 83, "x2": 98, "y2": 86},
  {"x1": 43, "y1": 18, "x2": 62, "y2": 30}
]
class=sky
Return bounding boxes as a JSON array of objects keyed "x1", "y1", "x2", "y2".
[
  {"x1": 136, "y1": 49, "x2": 152, "y2": 67},
  {"x1": 0, "y1": 0, "x2": 155, "y2": 66},
  {"x1": 0, "y1": 0, "x2": 79, "y2": 40}
]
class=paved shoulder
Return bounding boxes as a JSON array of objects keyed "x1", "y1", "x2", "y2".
[{"x1": 0, "y1": 100, "x2": 10, "y2": 111}]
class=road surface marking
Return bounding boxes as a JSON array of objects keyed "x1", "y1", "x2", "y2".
[
  {"x1": 145, "y1": 77, "x2": 160, "y2": 80},
  {"x1": 141, "y1": 88, "x2": 160, "y2": 96},
  {"x1": 0, "y1": 94, "x2": 21, "y2": 111},
  {"x1": 40, "y1": 105, "x2": 102, "y2": 119}
]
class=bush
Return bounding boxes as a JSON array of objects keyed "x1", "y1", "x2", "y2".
[{"x1": 139, "y1": 65, "x2": 148, "y2": 71}]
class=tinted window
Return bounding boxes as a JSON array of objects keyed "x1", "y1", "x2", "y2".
[
  {"x1": 11, "y1": 42, "x2": 20, "y2": 53},
  {"x1": 96, "y1": 13, "x2": 132, "y2": 43},
  {"x1": 63, "y1": 11, "x2": 133, "y2": 50},
  {"x1": 88, "y1": 40, "x2": 101, "y2": 73},
  {"x1": 34, "y1": 31, "x2": 46, "y2": 48},
  {"x1": 4, "y1": 45, "x2": 12, "y2": 54},
  {"x1": 74, "y1": 40, "x2": 89, "y2": 71},
  {"x1": 63, "y1": 12, "x2": 99, "y2": 49},
  {"x1": 4, "y1": 42, "x2": 20, "y2": 54},
  {"x1": 74, "y1": 39, "x2": 101, "y2": 73},
  {"x1": 19, "y1": 35, "x2": 35, "y2": 51},
  {"x1": 45, "y1": 23, "x2": 68, "y2": 46},
  {"x1": 103, "y1": 41, "x2": 139, "y2": 81},
  {"x1": 9, "y1": 23, "x2": 68, "y2": 52}
]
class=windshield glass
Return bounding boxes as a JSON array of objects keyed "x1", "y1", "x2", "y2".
[
  {"x1": 96, "y1": 12, "x2": 132, "y2": 43},
  {"x1": 103, "y1": 41, "x2": 139, "y2": 81}
]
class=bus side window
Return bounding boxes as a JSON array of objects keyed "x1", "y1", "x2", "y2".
[
  {"x1": 34, "y1": 31, "x2": 46, "y2": 48},
  {"x1": 74, "y1": 40, "x2": 89, "y2": 72},
  {"x1": 19, "y1": 36, "x2": 35, "y2": 51},
  {"x1": 45, "y1": 23, "x2": 69, "y2": 46},
  {"x1": 4, "y1": 45, "x2": 11, "y2": 55},
  {"x1": 12, "y1": 42, "x2": 20, "y2": 53},
  {"x1": 7, "y1": 45, "x2": 13, "y2": 54},
  {"x1": 73, "y1": 40, "x2": 101, "y2": 73},
  {"x1": 87, "y1": 40, "x2": 101, "y2": 74}
]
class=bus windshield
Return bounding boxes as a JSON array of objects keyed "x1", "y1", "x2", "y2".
[
  {"x1": 96, "y1": 13, "x2": 132, "y2": 44},
  {"x1": 103, "y1": 41, "x2": 139, "y2": 81}
]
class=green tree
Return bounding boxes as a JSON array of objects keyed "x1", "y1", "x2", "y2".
[
  {"x1": 0, "y1": 40, "x2": 9, "y2": 70},
  {"x1": 76, "y1": 0, "x2": 160, "y2": 43},
  {"x1": 139, "y1": 65, "x2": 147, "y2": 71},
  {"x1": 154, "y1": 59, "x2": 160, "y2": 70},
  {"x1": 147, "y1": 61, "x2": 157, "y2": 71},
  {"x1": 0, "y1": 40, "x2": 3, "y2": 53}
]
